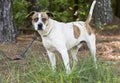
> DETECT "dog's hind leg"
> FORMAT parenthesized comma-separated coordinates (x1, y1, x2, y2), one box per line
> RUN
(86, 34, 97, 69)
(69, 46, 79, 68)
(47, 50, 56, 71)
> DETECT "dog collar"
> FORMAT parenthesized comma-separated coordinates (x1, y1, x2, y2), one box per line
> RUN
(43, 27, 53, 37)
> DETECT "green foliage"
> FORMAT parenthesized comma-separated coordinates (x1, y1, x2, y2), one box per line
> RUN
(0, 53, 120, 83)
(12, 0, 91, 28)
(12, 0, 29, 27)
(95, 21, 119, 30)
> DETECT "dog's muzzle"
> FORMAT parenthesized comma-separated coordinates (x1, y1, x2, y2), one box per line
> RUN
(38, 23, 43, 30)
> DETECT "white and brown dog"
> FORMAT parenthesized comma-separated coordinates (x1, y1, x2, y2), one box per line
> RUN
(27, 0, 97, 74)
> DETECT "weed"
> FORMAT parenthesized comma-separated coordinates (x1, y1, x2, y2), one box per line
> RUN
(0, 53, 120, 83)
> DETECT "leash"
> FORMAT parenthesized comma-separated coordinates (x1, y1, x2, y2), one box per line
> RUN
(13, 35, 37, 60)
(2, 35, 38, 61)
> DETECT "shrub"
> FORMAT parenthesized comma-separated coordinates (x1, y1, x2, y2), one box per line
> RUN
(12, 0, 91, 29)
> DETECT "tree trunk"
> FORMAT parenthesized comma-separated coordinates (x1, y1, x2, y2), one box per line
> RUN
(93, 0, 113, 25)
(115, 0, 120, 18)
(0, 0, 17, 42)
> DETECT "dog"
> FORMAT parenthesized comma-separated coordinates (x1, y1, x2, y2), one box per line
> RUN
(26, 0, 97, 74)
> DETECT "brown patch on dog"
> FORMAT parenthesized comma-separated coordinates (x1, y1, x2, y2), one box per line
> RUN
(41, 12, 50, 27)
(40, 12, 51, 35)
(32, 13, 38, 19)
(26, 11, 36, 18)
(31, 12, 38, 25)
(73, 24, 80, 39)
(85, 16, 93, 35)
(41, 12, 49, 19)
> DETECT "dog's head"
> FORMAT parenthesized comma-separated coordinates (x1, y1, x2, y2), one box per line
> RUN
(26, 11, 53, 31)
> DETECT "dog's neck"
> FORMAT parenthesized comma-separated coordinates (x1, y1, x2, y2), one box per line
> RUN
(38, 18, 54, 37)
(42, 26, 53, 37)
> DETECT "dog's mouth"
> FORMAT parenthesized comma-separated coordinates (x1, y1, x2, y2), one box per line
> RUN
(37, 23, 43, 30)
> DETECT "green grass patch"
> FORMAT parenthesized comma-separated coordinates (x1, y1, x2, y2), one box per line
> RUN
(0, 53, 120, 83)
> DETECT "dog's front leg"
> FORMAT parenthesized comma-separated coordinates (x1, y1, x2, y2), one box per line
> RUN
(47, 50, 56, 71)
(57, 48, 70, 74)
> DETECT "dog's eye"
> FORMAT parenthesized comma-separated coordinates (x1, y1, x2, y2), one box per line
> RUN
(42, 18, 46, 23)
(34, 17, 39, 22)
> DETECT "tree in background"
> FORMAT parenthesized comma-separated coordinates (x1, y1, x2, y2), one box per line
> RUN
(93, 0, 113, 26)
(114, 0, 120, 18)
(0, 0, 17, 42)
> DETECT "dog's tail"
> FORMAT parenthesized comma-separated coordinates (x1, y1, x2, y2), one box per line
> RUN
(85, 0, 96, 34)
(86, 0, 96, 23)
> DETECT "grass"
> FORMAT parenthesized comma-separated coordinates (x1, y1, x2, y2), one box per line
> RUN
(0, 52, 120, 83)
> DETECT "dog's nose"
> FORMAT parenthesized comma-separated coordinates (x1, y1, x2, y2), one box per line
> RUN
(38, 23, 43, 30)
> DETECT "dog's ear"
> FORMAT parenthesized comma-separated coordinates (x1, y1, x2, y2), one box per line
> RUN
(26, 11, 36, 18)
(46, 12, 54, 17)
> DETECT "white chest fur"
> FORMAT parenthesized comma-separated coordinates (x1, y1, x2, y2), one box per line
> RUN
(42, 37, 57, 52)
